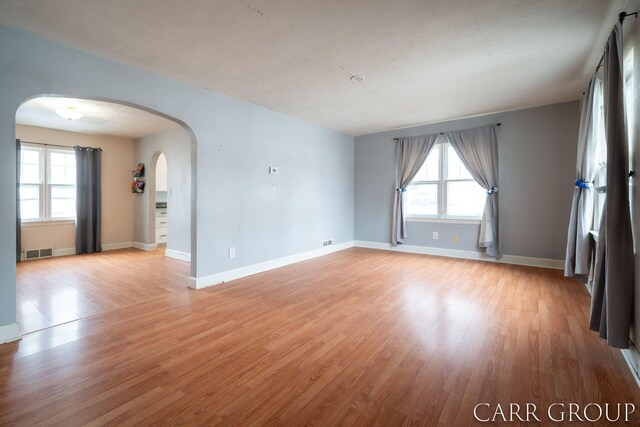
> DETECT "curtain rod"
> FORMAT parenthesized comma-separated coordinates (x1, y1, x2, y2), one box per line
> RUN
(392, 122, 501, 141)
(593, 11, 638, 73)
(19, 140, 74, 149)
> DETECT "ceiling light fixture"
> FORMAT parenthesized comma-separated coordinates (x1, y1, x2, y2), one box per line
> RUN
(350, 74, 364, 82)
(55, 106, 83, 120)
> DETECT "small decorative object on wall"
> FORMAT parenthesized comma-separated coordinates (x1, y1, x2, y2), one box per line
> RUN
(132, 163, 145, 177)
(132, 178, 145, 193)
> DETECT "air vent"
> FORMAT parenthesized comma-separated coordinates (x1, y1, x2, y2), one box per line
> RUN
(39, 248, 53, 258)
(25, 250, 40, 260)
(24, 248, 54, 260)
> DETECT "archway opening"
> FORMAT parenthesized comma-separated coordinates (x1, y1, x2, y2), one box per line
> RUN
(14, 95, 197, 334)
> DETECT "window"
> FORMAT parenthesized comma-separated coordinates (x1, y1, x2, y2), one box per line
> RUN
(406, 138, 486, 219)
(593, 78, 606, 231)
(19, 144, 76, 222)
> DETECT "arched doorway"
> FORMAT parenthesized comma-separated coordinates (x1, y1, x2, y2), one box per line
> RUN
(14, 95, 197, 334)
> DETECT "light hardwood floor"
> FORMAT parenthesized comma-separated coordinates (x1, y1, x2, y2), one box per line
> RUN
(16, 248, 190, 333)
(2, 248, 639, 425)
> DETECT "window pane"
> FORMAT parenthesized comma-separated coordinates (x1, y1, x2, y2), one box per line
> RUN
(66, 165, 76, 185)
(446, 181, 485, 217)
(406, 184, 438, 216)
(22, 149, 40, 165)
(50, 152, 66, 166)
(20, 200, 40, 220)
(21, 164, 41, 184)
(50, 165, 66, 184)
(412, 145, 439, 182)
(50, 185, 76, 219)
(49, 151, 76, 185)
(51, 198, 76, 219)
(51, 186, 76, 199)
(19, 184, 41, 220)
(20, 185, 39, 200)
(447, 145, 473, 180)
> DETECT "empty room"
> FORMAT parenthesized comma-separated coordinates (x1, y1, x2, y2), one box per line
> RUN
(0, 0, 639, 425)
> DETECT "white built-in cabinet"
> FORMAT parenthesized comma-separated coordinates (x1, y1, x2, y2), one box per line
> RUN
(156, 207, 168, 245)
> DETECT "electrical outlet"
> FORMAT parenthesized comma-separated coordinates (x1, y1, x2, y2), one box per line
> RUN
(229, 247, 236, 258)
(269, 166, 279, 174)
(452, 235, 460, 243)
(432, 232, 438, 240)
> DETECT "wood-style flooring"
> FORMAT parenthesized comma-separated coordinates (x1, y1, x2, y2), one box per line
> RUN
(17, 248, 189, 333)
(2, 248, 639, 425)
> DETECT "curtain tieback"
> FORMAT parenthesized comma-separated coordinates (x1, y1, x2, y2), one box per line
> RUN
(396, 188, 407, 193)
(487, 187, 498, 195)
(574, 179, 592, 189)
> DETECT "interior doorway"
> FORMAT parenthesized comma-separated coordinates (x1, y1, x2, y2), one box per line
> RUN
(155, 153, 168, 248)
(15, 95, 196, 334)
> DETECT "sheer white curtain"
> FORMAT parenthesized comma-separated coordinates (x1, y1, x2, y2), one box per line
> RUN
(564, 73, 602, 277)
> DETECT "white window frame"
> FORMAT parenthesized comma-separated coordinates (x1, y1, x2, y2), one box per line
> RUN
(20, 143, 76, 223)
(407, 138, 484, 222)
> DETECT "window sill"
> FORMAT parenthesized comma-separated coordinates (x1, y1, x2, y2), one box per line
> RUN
(21, 220, 75, 228)
(406, 217, 481, 225)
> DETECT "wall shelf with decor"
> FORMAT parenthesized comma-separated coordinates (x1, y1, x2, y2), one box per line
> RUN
(131, 163, 145, 193)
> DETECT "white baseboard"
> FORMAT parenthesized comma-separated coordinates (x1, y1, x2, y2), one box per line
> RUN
(188, 241, 355, 289)
(103, 241, 134, 251)
(0, 323, 21, 344)
(133, 241, 158, 251)
(165, 249, 191, 262)
(622, 342, 640, 388)
(52, 247, 76, 257)
(353, 240, 564, 270)
(22, 241, 135, 260)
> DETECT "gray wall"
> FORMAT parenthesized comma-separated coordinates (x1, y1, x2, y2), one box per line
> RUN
(134, 127, 192, 255)
(355, 101, 580, 260)
(0, 24, 354, 328)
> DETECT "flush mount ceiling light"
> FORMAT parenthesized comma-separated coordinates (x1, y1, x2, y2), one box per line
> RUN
(350, 74, 364, 82)
(55, 106, 83, 120)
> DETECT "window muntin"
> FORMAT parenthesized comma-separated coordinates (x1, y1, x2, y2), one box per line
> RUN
(19, 145, 76, 222)
(406, 138, 486, 219)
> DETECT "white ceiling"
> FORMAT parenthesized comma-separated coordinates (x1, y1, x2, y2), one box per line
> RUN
(0, 0, 628, 136)
(16, 97, 179, 139)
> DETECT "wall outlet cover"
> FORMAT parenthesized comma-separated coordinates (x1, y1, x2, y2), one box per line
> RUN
(229, 247, 236, 258)
(432, 232, 438, 240)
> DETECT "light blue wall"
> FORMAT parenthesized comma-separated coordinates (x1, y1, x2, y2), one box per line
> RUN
(355, 101, 580, 260)
(0, 25, 354, 327)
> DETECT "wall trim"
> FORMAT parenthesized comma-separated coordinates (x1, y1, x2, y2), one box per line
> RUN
(21, 241, 136, 260)
(52, 247, 76, 257)
(133, 241, 158, 251)
(103, 241, 134, 251)
(188, 241, 355, 289)
(353, 240, 564, 270)
(0, 323, 21, 344)
(622, 343, 640, 389)
(165, 249, 191, 262)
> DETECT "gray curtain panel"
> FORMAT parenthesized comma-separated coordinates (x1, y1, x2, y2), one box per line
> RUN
(75, 146, 102, 254)
(391, 134, 438, 245)
(564, 73, 601, 276)
(589, 22, 634, 349)
(16, 139, 21, 263)
(445, 125, 500, 258)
